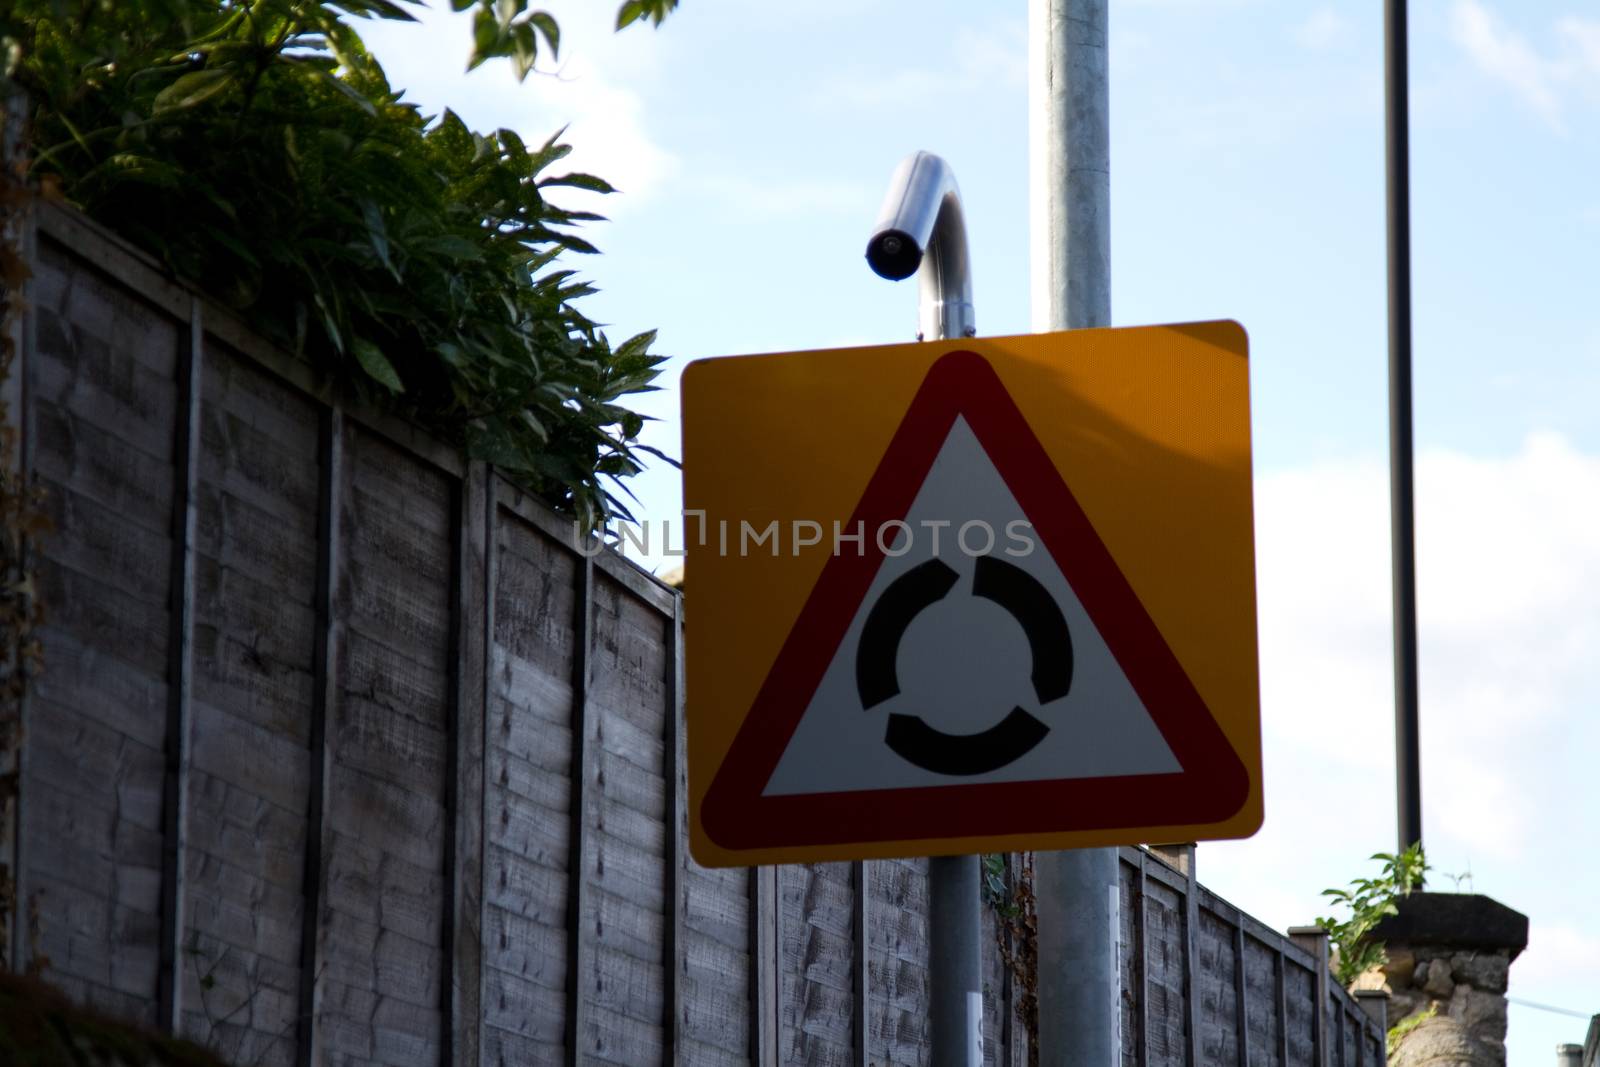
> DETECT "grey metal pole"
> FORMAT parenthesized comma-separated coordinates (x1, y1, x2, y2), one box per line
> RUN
(1385, 0, 1424, 858)
(1029, 1, 1122, 1064)
(866, 150, 981, 1067)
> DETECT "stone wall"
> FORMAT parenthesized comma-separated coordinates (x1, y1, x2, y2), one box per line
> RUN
(1360, 893, 1528, 1067)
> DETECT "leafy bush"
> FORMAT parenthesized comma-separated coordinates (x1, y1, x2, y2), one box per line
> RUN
(1, 0, 674, 526)
(1317, 843, 1428, 986)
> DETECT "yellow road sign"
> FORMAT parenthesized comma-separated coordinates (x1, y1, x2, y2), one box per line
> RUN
(682, 323, 1261, 868)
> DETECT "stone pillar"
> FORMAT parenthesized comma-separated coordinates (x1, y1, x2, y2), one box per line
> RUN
(1357, 893, 1528, 1067)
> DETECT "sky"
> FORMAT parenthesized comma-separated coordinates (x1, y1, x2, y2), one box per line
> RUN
(362, 2, 1600, 1062)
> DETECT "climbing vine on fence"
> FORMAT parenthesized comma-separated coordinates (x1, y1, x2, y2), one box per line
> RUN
(982, 852, 1038, 1067)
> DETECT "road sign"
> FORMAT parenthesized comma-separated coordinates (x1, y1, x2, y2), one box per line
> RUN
(682, 323, 1261, 867)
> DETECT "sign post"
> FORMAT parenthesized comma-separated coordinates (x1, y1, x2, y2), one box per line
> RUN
(1028, 1, 1120, 1064)
(863, 149, 983, 1067)
(681, 183, 1261, 1067)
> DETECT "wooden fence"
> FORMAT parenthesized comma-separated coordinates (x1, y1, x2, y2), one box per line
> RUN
(0, 198, 1388, 1067)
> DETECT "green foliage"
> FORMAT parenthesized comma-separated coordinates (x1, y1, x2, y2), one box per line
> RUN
(1317, 843, 1428, 987)
(2, 0, 674, 527)
(981, 853, 1018, 918)
(463, 0, 677, 78)
(0, 971, 230, 1067)
(615, 0, 678, 31)
(1387, 1003, 1438, 1057)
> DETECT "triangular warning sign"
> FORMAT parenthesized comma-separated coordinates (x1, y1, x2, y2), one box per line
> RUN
(701, 349, 1249, 851)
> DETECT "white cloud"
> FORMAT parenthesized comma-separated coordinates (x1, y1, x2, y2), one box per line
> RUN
(1514, 922, 1600, 987)
(524, 56, 679, 208)
(692, 174, 873, 223)
(815, 20, 1026, 110)
(1293, 8, 1347, 51)
(1450, 0, 1565, 128)
(1449, 1, 1600, 131)
(360, 2, 678, 213)
(1205, 432, 1600, 936)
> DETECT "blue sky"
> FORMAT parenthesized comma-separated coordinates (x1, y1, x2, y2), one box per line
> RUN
(364, 2, 1600, 1061)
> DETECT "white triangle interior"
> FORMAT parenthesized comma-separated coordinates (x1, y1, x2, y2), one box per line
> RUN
(764, 416, 1180, 797)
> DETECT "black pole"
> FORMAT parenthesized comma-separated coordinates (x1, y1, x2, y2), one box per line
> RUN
(1386, 0, 1422, 856)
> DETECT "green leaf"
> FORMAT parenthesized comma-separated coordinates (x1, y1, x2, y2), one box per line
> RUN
(468, 8, 500, 70)
(352, 337, 405, 391)
(529, 11, 559, 57)
(152, 68, 236, 113)
(424, 234, 485, 260)
(615, 0, 646, 29)
(539, 171, 615, 194)
(509, 22, 538, 81)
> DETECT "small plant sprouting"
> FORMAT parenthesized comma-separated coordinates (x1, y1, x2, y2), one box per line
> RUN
(1316, 843, 1428, 987)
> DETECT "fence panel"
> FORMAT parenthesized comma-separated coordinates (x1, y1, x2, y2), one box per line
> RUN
(7, 200, 1394, 1067)
(22, 227, 178, 1027)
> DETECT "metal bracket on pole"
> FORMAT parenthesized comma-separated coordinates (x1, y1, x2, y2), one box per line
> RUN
(867, 151, 977, 343)
(866, 149, 983, 1067)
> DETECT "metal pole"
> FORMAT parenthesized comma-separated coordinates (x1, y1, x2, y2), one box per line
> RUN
(1385, 0, 1423, 857)
(1029, 1, 1122, 1065)
(866, 150, 980, 1067)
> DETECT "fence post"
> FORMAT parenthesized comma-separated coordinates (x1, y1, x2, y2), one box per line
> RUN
(664, 594, 684, 1066)
(0, 86, 28, 979)
(1289, 926, 1331, 1067)
(1354, 989, 1389, 1067)
(155, 299, 202, 1034)
(748, 866, 778, 1066)
(852, 862, 868, 1067)
(564, 557, 595, 1067)
(297, 406, 345, 1066)
(445, 461, 489, 1067)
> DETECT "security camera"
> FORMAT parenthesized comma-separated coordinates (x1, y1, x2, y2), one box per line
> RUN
(866, 228, 923, 281)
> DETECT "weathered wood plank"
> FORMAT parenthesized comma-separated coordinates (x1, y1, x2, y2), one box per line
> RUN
(1196, 907, 1241, 1067)
(581, 572, 669, 1066)
(1143, 875, 1186, 1067)
(484, 899, 569, 993)
(681, 934, 751, 1056)
(1242, 935, 1280, 1067)
(33, 232, 179, 376)
(868, 857, 929, 1067)
(779, 863, 859, 1062)
(1121, 854, 1142, 1067)
(483, 491, 580, 1067)
(491, 477, 676, 618)
(35, 203, 193, 323)
(482, 969, 567, 1047)
(1283, 960, 1316, 1067)
(34, 396, 172, 537)
(682, 863, 748, 957)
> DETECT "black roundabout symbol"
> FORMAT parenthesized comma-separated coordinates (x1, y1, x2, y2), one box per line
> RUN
(855, 555, 1073, 775)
